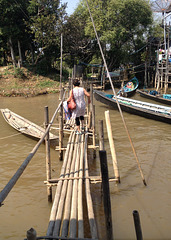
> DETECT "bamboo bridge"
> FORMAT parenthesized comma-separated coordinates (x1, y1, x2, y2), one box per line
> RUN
(0, 83, 144, 240)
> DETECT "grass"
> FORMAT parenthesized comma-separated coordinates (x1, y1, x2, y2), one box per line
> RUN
(0, 65, 61, 97)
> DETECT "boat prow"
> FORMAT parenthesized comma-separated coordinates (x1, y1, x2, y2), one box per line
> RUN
(1, 108, 58, 143)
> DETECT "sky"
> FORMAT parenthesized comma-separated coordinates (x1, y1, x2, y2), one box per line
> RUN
(62, 0, 80, 15)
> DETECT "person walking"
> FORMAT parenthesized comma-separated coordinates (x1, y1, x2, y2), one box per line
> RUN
(67, 79, 91, 134)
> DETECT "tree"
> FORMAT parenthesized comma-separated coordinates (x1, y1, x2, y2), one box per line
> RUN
(27, 0, 67, 71)
(0, 0, 30, 66)
(66, 0, 153, 70)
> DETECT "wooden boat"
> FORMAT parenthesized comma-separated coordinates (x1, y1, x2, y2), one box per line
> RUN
(94, 90, 171, 124)
(1, 108, 58, 143)
(117, 77, 139, 97)
(137, 89, 171, 105)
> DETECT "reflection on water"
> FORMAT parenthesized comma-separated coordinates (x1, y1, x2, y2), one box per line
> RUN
(0, 92, 171, 239)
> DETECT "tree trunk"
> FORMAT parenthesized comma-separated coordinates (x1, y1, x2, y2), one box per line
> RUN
(8, 37, 16, 66)
(30, 43, 34, 64)
(18, 40, 23, 67)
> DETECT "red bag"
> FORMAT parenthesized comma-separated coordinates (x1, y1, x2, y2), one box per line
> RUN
(68, 90, 76, 110)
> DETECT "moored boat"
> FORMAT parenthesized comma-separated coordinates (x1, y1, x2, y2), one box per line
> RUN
(137, 89, 171, 105)
(94, 90, 171, 124)
(1, 108, 58, 143)
(117, 77, 139, 97)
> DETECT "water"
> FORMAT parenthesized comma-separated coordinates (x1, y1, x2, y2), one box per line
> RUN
(0, 92, 171, 240)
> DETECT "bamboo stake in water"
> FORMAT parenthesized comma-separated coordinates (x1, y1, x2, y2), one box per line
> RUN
(45, 106, 52, 202)
(98, 120, 105, 151)
(105, 111, 120, 183)
(99, 150, 114, 240)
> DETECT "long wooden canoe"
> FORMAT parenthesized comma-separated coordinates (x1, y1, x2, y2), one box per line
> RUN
(1, 108, 58, 143)
(94, 90, 171, 124)
(137, 89, 171, 105)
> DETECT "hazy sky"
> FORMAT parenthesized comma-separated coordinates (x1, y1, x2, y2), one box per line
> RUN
(62, 0, 80, 15)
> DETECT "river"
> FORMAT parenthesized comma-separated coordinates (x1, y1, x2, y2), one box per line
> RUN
(0, 91, 171, 240)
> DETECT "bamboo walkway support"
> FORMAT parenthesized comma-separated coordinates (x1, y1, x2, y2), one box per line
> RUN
(133, 210, 143, 240)
(99, 150, 113, 240)
(46, 131, 98, 239)
(44, 106, 52, 202)
(105, 110, 120, 183)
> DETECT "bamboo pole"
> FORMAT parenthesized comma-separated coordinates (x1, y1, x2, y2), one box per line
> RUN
(78, 134, 84, 238)
(84, 134, 98, 239)
(59, 88, 64, 161)
(90, 84, 94, 113)
(133, 210, 143, 240)
(46, 131, 73, 236)
(45, 106, 52, 202)
(26, 228, 37, 240)
(0, 92, 66, 206)
(52, 132, 76, 236)
(61, 133, 80, 237)
(99, 150, 113, 240)
(105, 110, 120, 183)
(92, 105, 96, 158)
(98, 120, 105, 151)
(69, 134, 81, 238)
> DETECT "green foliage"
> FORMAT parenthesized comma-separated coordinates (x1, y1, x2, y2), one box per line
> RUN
(68, 0, 153, 69)
(14, 67, 26, 79)
(36, 79, 59, 88)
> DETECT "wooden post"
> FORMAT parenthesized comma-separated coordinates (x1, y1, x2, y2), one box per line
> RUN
(133, 210, 143, 240)
(92, 105, 96, 158)
(26, 228, 37, 240)
(59, 88, 64, 161)
(45, 106, 52, 202)
(103, 70, 106, 90)
(105, 110, 120, 183)
(90, 84, 96, 158)
(59, 115, 63, 161)
(98, 120, 105, 151)
(99, 150, 113, 240)
(90, 83, 94, 112)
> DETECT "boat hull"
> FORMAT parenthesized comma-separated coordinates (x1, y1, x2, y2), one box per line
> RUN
(1, 109, 58, 144)
(94, 90, 171, 124)
(137, 89, 171, 105)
